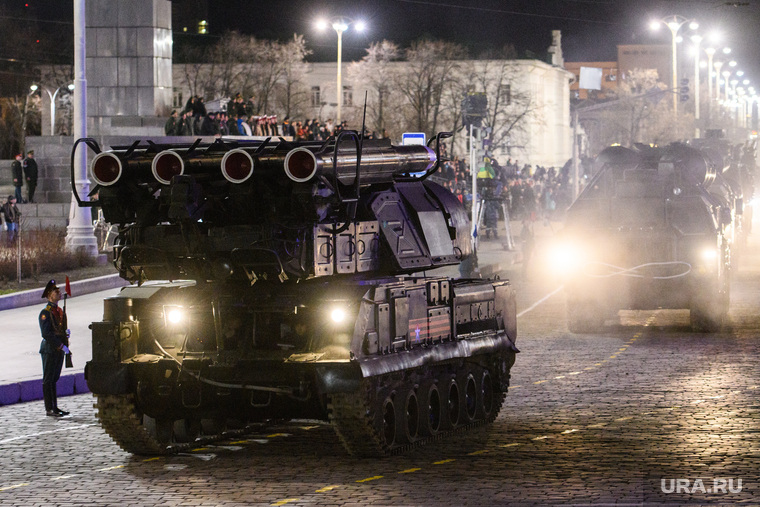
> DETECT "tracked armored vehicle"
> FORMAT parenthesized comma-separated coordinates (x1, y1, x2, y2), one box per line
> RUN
(552, 142, 735, 333)
(73, 131, 518, 456)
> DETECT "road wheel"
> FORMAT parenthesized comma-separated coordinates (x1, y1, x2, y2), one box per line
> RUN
(172, 418, 200, 443)
(200, 418, 226, 436)
(464, 373, 478, 422)
(446, 379, 460, 428)
(425, 384, 442, 435)
(481, 371, 495, 419)
(143, 416, 173, 444)
(403, 390, 420, 442)
(381, 396, 396, 447)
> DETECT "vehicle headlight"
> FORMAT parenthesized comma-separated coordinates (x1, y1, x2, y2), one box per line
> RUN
(164, 305, 186, 327)
(700, 247, 718, 262)
(547, 242, 586, 275)
(330, 307, 347, 324)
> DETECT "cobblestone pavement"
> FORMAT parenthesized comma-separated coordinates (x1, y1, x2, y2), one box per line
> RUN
(1, 246, 759, 506)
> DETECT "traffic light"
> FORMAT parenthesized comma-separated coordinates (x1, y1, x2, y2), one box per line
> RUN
(680, 78, 690, 102)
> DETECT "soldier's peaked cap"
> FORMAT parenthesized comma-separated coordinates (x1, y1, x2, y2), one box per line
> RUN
(42, 279, 59, 299)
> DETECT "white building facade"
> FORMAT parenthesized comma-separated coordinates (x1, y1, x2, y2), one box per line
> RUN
(172, 58, 573, 169)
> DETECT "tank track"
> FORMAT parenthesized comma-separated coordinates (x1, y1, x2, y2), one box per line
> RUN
(94, 394, 247, 455)
(328, 359, 507, 457)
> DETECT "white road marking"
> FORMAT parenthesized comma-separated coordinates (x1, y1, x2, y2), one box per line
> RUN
(0, 424, 97, 445)
(517, 286, 564, 318)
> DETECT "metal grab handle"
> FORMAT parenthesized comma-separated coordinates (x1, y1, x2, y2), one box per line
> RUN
(70, 137, 103, 207)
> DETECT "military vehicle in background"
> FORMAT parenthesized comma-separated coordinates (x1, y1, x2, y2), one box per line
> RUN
(72, 131, 518, 456)
(551, 141, 740, 333)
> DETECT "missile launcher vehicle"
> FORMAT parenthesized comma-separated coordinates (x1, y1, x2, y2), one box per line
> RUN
(73, 131, 518, 456)
(551, 142, 736, 333)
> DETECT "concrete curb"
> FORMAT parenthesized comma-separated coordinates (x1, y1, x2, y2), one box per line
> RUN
(0, 373, 89, 407)
(0, 273, 128, 311)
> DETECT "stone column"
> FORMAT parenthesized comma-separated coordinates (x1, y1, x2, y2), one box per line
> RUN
(86, 0, 172, 136)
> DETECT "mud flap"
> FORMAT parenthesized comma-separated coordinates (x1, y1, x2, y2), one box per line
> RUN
(85, 361, 130, 395)
(497, 350, 517, 392)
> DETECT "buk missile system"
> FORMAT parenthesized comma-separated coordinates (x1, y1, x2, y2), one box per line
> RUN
(551, 142, 735, 333)
(73, 132, 518, 456)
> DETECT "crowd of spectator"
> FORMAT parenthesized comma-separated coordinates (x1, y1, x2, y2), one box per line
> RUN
(165, 93, 357, 140)
(163, 94, 581, 229)
(435, 146, 580, 232)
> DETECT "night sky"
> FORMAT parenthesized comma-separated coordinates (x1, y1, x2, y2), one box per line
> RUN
(14, 0, 760, 84)
(201, 0, 760, 78)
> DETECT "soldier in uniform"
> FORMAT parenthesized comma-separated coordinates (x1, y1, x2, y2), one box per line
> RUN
(39, 280, 70, 417)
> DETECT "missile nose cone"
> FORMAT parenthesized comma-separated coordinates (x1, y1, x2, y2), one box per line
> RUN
(221, 149, 254, 183)
(152, 150, 184, 184)
(91, 152, 123, 186)
(284, 148, 318, 182)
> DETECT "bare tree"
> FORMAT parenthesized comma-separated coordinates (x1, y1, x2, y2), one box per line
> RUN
(438, 46, 536, 160)
(250, 34, 311, 115)
(274, 35, 312, 120)
(348, 40, 401, 136)
(591, 68, 687, 152)
(395, 39, 466, 135)
(175, 44, 219, 100)
(175, 32, 311, 116)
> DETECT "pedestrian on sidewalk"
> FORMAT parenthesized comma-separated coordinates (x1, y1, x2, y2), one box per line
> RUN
(1, 195, 21, 244)
(39, 280, 71, 417)
(23, 150, 38, 203)
(11, 153, 24, 202)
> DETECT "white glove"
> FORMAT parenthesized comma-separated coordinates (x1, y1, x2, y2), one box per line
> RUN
(61, 345, 70, 354)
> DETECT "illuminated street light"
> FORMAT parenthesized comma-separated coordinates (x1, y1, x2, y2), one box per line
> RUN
(704, 47, 716, 120)
(713, 60, 724, 101)
(723, 70, 732, 103)
(30, 83, 75, 135)
(651, 16, 698, 115)
(315, 16, 366, 124)
(691, 34, 702, 134)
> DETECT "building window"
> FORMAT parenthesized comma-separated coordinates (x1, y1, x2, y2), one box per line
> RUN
(343, 86, 353, 107)
(311, 86, 321, 107)
(500, 84, 511, 104)
(173, 88, 183, 109)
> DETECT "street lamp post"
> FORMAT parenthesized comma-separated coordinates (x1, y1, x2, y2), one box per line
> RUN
(704, 47, 715, 121)
(65, 0, 98, 256)
(691, 34, 702, 136)
(30, 83, 74, 135)
(316, 17, 365, 125)
(21, 86, 38, 141)
(651, 16, 698, 116)
(723, 70, 732, 103)
(713, 60, 724, 102)
(730, 79, 739, 125)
